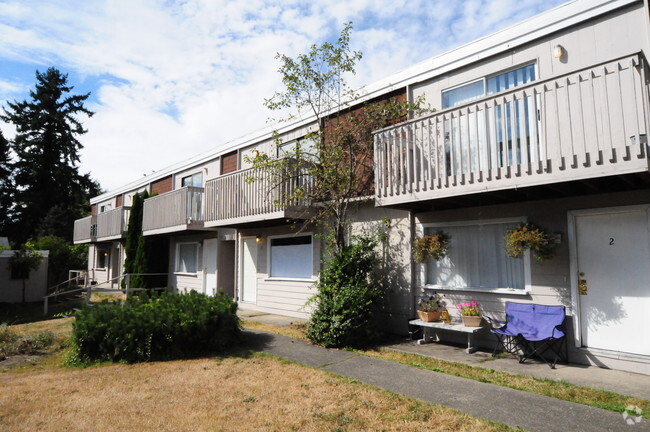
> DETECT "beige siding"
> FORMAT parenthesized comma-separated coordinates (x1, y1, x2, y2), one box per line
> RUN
(238, 225, 320, 318)
(410, 3, 647, 112)
(173, 158, 221, 189)
(348, 203, 414, 334)
(239, 121, 318, 170)
(168, 234, 210, 294)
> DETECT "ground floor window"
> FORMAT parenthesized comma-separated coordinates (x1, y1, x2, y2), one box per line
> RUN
(176, 242, 198, 274)
(269, 235, 312, 279)
(425, 220, 526, 291)
(96, 247, 109, 268)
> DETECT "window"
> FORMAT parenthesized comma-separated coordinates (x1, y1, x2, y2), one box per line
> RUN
(424, 220, 527, 291)
(96, 248, 109, 268)
(277, 137, 317, 159)
(442, 64, 536, 109)
(269, 235, 313, 279)
(99, 204, 112, 213)
(181, 172, 203, 188)
(176, 243, 199, 274)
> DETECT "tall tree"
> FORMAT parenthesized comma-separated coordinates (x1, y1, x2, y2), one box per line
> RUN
(0, 130, 13, 237)
(1, 67, 100, 244)
(249, 23, 424, 252)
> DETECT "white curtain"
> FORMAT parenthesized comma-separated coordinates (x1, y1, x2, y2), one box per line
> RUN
(178, 243, 197, 273)
(270, 236, 312, 279)
(426, 223, 524, 290)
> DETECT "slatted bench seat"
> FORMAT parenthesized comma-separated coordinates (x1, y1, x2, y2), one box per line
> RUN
(409, 319, 484, 353)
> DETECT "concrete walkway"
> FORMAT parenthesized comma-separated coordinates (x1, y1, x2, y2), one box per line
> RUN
(243, 329, 648, 432)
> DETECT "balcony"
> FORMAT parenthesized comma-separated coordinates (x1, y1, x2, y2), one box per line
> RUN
(374, 54, 650, 207)
(204, 167, 313, 227)
(73, 215, 96, 244)
(96, 206, 130, 241)
(142, 187, 205, 236)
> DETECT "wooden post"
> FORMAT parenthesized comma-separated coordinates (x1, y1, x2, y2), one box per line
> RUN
(125, 274, 131, 298)
(44, 297, 49, 316)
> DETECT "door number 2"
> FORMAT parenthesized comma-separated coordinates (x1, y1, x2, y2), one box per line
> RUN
(609, 238, 615, 246)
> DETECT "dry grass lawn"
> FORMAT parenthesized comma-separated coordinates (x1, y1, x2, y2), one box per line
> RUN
(0, 353, 515, 432)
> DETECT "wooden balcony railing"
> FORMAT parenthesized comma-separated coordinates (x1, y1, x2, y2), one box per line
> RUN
(96, 206, 130, 240)
(142, 187, 204, 235)
(374, 54, 650, 206)
(73, 215, 96, 244)
(204, 166, 313, 227)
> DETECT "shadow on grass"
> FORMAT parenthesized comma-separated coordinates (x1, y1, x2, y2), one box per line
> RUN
(0, 298, 85, 325)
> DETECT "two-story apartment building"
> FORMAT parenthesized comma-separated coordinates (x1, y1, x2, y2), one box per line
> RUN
(74, 0, 650, 374)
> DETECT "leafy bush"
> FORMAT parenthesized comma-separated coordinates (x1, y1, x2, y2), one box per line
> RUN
(306, 236, 383, 348)
(68, 291, 241, 364)
(31, 236, 87, 288)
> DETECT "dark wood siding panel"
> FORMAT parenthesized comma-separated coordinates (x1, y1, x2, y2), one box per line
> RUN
(116, 195, 123, 207)
(221, 151, 238, 174)
(322, 88, 407, 196)
(91, 204, 97, 216)
(150, 175, 173, 195)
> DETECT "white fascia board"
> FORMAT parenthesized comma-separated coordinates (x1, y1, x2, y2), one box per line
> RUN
(91, 0, 637, 205)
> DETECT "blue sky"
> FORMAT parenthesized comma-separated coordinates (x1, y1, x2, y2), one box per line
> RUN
(0, 0, 566, 191)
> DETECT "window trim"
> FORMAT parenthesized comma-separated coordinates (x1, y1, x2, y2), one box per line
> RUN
(96, 247, 109, 269)
(265, 233, 315, 282)
(418, 217, 531, 295)
(175, 242, 200, 276)
(441, 61, 538, 109)
(181, 172, 203, 188)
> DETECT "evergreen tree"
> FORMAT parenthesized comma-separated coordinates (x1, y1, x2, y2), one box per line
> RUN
(123, 191, 146, 279)
(0, 130, 13, 237)
(1, 67, 100, 244)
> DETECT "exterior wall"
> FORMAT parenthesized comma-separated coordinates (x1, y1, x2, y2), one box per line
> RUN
(221, 151, 238, 174)
(91, 204, 97, 216)
(173, 158, 221, 189)
(168, 233, 223, 294)
(0, 251, 49, 303)
(96, 196, 117, 212)
(237, 225, 321, 319)
(150, 175, 173, 195)
(410, 2, 648, 112)
(116, 195, 123, 207)
(239, 121, 319, 169)
(412, 189, 650, 371)
(88, 242, 121, 286)
(122, 186, 149, 206)
(348, 203, 414, 334)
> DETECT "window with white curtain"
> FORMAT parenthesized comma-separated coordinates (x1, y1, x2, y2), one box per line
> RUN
(269, 235, 313, 279)
(176, 243, 198, 274)
(425, 221, 526, 291)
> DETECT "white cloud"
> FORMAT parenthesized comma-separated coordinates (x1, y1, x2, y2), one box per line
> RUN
(0, 0, 566, 190)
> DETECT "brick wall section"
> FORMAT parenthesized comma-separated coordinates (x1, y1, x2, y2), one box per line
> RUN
(150, 175, 173, 195)
(322, 89, 407, 197)
(116, 195, 123, 207)
(221, 151, 238, 174)
(91, 204, 97, 216)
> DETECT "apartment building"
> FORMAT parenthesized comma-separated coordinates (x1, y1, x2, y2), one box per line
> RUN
(74, 0, 650, 374)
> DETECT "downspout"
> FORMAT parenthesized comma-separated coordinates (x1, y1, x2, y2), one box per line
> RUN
(409, 209, 417, 318)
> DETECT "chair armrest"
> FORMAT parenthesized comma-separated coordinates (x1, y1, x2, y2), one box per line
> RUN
(483, 315, 505, 328)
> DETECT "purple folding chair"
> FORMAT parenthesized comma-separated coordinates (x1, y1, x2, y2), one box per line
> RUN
(487, 302, 567, 369)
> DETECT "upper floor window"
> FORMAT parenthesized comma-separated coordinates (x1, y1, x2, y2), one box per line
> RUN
(99, 204, 112, 213)
(182, 172, 203, 188)
(442, 63, 536, 109)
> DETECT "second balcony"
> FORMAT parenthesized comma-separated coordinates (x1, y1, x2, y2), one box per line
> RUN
(142, 186, 205, 236)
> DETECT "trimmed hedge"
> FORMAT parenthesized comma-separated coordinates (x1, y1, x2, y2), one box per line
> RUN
(69, 291, 241, 364)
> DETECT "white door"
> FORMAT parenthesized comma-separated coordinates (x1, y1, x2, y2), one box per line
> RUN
(574, 206, 650, 356)
(240, 237, 258, 303)
(203, 239, 218, 296)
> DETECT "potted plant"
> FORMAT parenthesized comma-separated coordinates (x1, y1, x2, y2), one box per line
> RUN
(504, 223, 557, 263)
(413, 231, 450, 263)
(417, 294, 443, 322)
(457, 301, 482, 327)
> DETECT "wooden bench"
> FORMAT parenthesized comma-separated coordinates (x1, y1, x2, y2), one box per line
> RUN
(409, 319, 484, 354)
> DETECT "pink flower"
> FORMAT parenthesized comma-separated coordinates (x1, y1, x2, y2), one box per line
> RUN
(471, 301, 477, 307)
(456, 304, 462, 310)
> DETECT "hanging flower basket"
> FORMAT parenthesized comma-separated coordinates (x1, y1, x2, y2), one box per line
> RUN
(413, 231, 450, 263)
(504, 223, 557, 263)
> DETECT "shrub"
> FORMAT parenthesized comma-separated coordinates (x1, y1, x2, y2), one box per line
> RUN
(68, 291, 241, 364)
(0, 324, 55, 359)
(306, 236, 383, 348)
(412, 231, 450, 263)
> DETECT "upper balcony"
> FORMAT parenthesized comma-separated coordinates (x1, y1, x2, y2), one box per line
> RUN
(142, 186, 205, 236)
(204, 166, 313, 228)
(374, 54, 650, 207)
(96, 206, 130, 241)
(73, 215, 97, 244)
